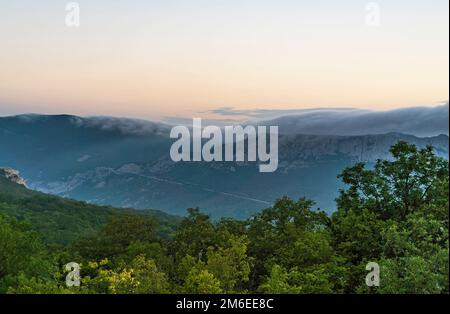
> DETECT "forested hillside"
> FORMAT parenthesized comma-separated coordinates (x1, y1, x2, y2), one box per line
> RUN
(0, 176, 179, 244)
(0, 141, 448, 294)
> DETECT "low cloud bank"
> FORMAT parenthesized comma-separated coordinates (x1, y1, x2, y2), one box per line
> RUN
(256, 103, 449, 137)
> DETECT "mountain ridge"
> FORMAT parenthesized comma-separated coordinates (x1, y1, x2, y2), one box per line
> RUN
(1, 114, 448, 219)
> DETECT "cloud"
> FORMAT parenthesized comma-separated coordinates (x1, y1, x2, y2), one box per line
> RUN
(75, 116, 171, 136)
(1, 114, 172, 136)
(204, 107, 357, 121)
(130, 103, 450, 137)
(162, 116, 243, 127)
(4, 102, 448, 138)
(258, 103, 449, 137)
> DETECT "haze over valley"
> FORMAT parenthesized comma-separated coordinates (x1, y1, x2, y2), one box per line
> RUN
(1, 103, 448, 218)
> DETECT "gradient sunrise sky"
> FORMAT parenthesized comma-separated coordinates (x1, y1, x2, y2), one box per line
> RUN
(0, 0, 448, 120)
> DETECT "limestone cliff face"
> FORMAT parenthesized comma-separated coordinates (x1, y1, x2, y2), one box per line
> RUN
(0, 168, 28, 188)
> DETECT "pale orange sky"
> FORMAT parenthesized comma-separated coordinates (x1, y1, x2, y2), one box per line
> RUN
(0, 0, 448, 120)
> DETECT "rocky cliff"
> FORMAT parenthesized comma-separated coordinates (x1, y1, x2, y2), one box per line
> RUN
(0, 168, 28, 188)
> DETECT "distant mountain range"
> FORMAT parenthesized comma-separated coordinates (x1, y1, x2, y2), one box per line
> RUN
(0, 113, 448, 219)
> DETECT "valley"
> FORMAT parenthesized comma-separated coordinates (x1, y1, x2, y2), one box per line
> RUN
(1, 114, 448, 219)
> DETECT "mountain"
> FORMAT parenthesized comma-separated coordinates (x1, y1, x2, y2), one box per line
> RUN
(0, 168, 179, 244)
(1, 114, 448, 219)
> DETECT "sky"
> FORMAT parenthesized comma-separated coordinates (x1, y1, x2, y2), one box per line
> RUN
(0, 0, 448, 120)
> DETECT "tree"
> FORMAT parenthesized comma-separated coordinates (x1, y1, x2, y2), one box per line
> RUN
(113, 255, 170, 294)
(0, 215, 55, 293)
(258, 265, 302, 294)
(373, 255, 447, 294)
(173, 208, 216, 261)
(183, 268, 222, 294)
(336, 142, 448, 220)
(71, 214, 157, 260)
(247, 197, 330, 289)
(333, 141, 449, 293)
(206, 235, 251, 293)
(77, 256, 170, 294)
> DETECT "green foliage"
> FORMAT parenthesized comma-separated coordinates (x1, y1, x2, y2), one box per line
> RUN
(205, 235, 251, 293)
(0, 215, 56, 293)
(173, 208, 216, 261)
(71, 215, 158, 260)
(0, 178, 179, 245)
(247, 197, 331, 289)
(183, 268, 222, 294)
(1, 141, 448, 294)
(333, 141, 449, 293)
(336, 142, 448, 220)
(258, 265, 302, 294)
(87, 256, 171, 294)
(359, 253, 448, 294)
